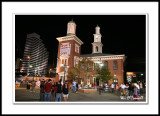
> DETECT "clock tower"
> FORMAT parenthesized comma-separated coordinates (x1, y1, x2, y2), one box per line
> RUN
(92, 25, 103, 53)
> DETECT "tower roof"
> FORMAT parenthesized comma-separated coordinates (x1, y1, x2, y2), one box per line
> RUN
(68, 19, 75, 23)
(96, 24, 100, 28)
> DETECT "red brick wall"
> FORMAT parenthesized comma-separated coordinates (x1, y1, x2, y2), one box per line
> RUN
(56, 39, 81, 82)
(78, 59, 124, 86)
(102, 59, 124, 86)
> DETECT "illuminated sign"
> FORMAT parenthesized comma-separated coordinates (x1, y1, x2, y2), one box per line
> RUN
(60, 43, 71, 56)
(133, 74, 136, 77)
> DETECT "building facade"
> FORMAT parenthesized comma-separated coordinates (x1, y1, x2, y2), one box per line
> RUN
(56, 21, 126, 86)
(21, 33, 49, 77)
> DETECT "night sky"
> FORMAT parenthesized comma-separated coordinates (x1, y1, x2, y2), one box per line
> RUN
(15, 15, 146, 72)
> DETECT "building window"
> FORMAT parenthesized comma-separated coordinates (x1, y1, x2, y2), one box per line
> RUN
(113, 61, 118, 70)
(75, 44, 79, 53)
(61, 58, 67, 66)
(93, 63, 95, 70)
(96, 46, 98, 52)
(87, 63, 91, 70)
(81, 63, 84, 70)
(104, 61, 108, 69)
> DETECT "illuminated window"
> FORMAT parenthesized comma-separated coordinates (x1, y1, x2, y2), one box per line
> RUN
(65, 59, 67, 65)
(61, 58, 68, 65)
(62, 59, 64, 64)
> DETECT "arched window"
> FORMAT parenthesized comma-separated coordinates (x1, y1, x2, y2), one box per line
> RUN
(113, 61, 118, 70)
(104, 61, 108, 69)
(96, 46, 98, 52)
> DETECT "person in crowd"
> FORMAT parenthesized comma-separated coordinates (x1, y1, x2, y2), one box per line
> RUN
(76, 82, 79, 92)
(137, 82, 140, 95)
(120, 83, 126, 96)
(140, 82, 143, 94)
(103, 82, 106, 93)
(40, 79, 45, 101)
(134, 86, 138, 101)
(125, 84, 129, 96)
(55, 81, 62, 102)
(44, 79, 53, 101)
(94, 82, 97, 90)
(72, 80, 76, 93)
(111, 83, 115, 93)
(116, 84, 119, 93)
(51, 80, 55, 101)
(53, 82, 58, 98)
(31, 80, 36, 92)
(26, 81, 30, 91)
(128, 83, 134, 96)
(62, 80, 69, 101)
(36, 79, 41, 88)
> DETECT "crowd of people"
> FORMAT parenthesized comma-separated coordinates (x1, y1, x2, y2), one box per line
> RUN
(39, 79, 69, 102)
(23, 78, 145, 101)
(108, 82, 146, 101)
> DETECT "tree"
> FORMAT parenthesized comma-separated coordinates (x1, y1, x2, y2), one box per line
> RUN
(96, 66, 113, 83)
(79, 58, 94, 86)
(67, 66, 79, 81)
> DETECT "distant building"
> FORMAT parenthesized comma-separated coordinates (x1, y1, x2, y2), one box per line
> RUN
(126, 72, 145, 83)
(21, 33, 48, 77)
(56, 20, 126, 86)
(15, 58, 22, 73)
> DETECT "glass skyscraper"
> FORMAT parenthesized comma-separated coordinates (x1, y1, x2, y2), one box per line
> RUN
(21, 33, 48, 77)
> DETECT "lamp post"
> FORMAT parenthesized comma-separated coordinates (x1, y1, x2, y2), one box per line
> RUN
(61, 62, 67, 82)
(114, 78, 118, 92)
(49, 68, 52, 77)
(27, 56, 30, 76)
(97, 58, 103, 95)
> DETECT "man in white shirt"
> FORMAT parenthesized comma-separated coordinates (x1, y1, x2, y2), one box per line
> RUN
(72, 80, 76, 93)
(136, 83, 140, 95)
(120, 83, 126, 96)
(111, 83, 115, 93)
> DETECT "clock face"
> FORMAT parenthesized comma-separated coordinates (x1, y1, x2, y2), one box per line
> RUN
(96, 35, 98, 39)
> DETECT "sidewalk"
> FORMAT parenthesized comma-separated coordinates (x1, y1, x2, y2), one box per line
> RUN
(15, 88, 146, 102)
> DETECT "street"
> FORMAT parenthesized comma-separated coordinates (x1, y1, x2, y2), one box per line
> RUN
(15, 88, 146, 102)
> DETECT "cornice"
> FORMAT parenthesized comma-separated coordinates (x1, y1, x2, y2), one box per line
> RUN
(56, 35, 84, 45)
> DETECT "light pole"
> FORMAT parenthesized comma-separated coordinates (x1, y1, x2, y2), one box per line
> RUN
(97, 58, 103, 95)
(27, 56, 30, 76)
(61, 62, 66, 82)
(114, 78, 118, 92)
(49, 68, 52, 77)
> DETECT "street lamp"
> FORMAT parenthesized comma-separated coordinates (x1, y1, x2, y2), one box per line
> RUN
(61, 62, 67, 82)
(97, 59, 103, 87)
(27, 56, 30, 76)
(113, 77, 118, 92)
(97, 58, 103, 95)
(49, 68, 52, 77)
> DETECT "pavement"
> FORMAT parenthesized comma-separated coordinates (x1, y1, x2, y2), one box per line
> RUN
(15, 88, 146, 102)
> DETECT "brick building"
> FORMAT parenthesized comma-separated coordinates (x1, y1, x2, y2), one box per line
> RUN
(56, 20, 126, 86)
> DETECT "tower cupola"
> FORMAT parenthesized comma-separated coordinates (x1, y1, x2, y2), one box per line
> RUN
(67, 19, 76, 36)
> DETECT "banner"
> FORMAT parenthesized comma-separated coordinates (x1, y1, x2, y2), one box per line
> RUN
(60, 43, 71, 56)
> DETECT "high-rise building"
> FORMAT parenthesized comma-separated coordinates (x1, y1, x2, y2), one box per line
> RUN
(21, 33, 48, 77)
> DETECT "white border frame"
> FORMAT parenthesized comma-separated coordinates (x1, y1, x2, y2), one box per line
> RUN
(2, 2, 158, 114)
(12, 13, 148, 105)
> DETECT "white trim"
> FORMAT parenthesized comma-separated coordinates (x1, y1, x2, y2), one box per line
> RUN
(56, 35, 83, 45)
